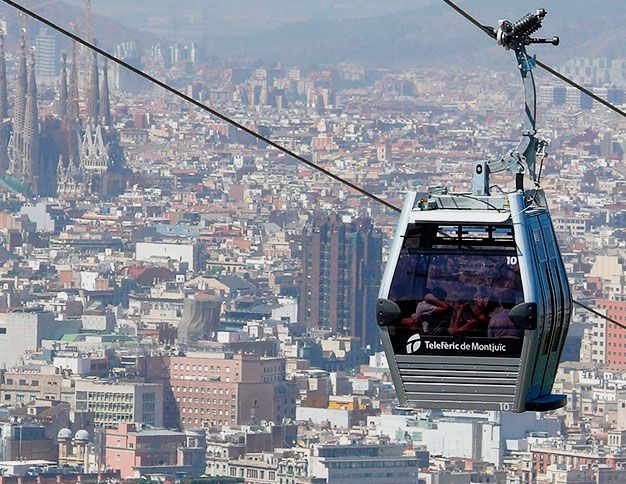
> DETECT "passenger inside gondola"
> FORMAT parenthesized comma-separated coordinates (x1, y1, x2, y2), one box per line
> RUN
(448, 287, 498, 337)
(388, 247, 525, 343)
(401, 287, 452, 334)
(488, 288, 525, 339)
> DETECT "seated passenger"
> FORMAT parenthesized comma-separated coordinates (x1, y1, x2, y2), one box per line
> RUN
(487, 290, 524, 339)
(401, 287, 451, 334)
(448, 288, 498, 338)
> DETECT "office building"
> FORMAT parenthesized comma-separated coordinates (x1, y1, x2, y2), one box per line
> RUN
(146, 353, 289, 429)
(598, 300, 626, 368)
(104, 423, 205, 478)
(298, 215, 382, 348)
(34, 28, 58, 79)
(74, 380, 164, 429)
(0, 312, 80, 368)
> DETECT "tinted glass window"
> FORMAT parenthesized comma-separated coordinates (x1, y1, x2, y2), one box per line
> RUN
(387, 223, 524, 358)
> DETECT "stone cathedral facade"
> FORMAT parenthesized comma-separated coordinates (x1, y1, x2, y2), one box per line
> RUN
(1, 28, 127, 199)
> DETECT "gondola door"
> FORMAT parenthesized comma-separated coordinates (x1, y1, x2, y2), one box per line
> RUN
(525, 214, 553, 401)
(538, 213, 571, 395)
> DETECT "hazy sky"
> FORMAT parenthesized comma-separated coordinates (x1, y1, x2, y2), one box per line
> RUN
(16, 0, 626, 67)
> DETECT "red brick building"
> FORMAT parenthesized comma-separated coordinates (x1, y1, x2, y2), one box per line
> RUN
(599, 300, 626, 367)
(146, 353, 295, 429)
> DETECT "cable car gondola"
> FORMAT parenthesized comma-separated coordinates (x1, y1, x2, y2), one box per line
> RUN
(377, 9, 572, 413)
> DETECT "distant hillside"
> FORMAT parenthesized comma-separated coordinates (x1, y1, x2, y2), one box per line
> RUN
(208, 0, 625, 67)
(1, 0, 623, 68)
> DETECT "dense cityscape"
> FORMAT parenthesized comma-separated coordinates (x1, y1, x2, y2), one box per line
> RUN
(0, 2, 623, 484)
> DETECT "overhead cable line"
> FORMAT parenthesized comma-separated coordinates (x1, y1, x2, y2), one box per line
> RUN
(2, 0, 621, 331)
(0, 0, 401, 214)
(574, 300, 625, 331)
(441, 0, 626, 119)
(535, 59, 626, 119)
(441, 0, 497, 39)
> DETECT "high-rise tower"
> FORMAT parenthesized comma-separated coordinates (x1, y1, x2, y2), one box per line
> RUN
(34, 27, 59, 79)
(298, 215, 383, 348)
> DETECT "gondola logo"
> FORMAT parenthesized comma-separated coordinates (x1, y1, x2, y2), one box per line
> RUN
(406, 333, 421, 354)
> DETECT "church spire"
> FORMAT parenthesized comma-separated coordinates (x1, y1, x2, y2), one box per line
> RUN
(0, 30, 7, 121)
(99, 58, 111, 126)
(59, 52, 67, 122)
(68, 38, 80, 125)
(86, 47, 99, 125)
(13, 29, 28, 136)
(22, 48, 39, 186)
(0, 29, 8, 174)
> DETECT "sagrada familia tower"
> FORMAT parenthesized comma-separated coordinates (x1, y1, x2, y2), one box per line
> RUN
(1, 27, 127, 199)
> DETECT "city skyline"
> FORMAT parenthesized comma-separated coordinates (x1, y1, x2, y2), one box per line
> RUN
(0, 1, 621, 483)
